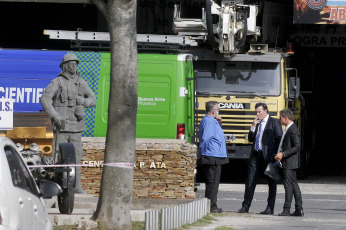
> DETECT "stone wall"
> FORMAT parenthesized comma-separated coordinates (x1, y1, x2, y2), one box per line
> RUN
(81, 138, 197, 199)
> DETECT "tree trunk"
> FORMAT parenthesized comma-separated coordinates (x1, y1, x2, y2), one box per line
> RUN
(91, 0, 137, 229)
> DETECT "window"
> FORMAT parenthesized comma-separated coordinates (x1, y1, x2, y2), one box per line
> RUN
(5, 146, 40, 196)
(196, 61, 281, 96)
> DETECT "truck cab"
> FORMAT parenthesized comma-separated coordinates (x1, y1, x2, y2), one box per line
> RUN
(193, 47, 307, 177)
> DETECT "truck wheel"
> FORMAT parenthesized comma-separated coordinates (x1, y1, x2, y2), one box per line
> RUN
(57, 142, 76, 215)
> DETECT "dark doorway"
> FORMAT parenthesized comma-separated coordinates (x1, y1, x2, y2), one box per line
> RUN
(294, 46, 346, 176)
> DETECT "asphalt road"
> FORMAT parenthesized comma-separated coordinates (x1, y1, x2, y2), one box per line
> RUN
(192, 176, 346, 230)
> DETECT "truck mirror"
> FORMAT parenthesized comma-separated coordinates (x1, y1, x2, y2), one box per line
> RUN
(289, 77, 300, 99)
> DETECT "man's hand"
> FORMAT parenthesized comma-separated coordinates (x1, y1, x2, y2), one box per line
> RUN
(252, 116, 261, 127)
(215, 116, 222, 125)
(275, 152, 283, 161)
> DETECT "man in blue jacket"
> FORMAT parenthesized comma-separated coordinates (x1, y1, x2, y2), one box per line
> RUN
(198, 101, 228, 213)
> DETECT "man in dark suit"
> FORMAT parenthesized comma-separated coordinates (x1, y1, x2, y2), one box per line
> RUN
(238, 103, 282, 214)
(275, 109, 304, 217)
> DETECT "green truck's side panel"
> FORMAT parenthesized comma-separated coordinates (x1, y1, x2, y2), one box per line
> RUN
(93, 53, 194, 141)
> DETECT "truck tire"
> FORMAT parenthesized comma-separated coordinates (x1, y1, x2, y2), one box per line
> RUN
(57, 142, 76, 215)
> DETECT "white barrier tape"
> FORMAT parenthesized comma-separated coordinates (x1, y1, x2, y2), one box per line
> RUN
(27, 162, 134, 169)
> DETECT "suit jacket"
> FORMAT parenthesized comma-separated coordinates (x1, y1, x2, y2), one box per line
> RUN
(281, 123, 301, 169)
(249, 116, 282, 162)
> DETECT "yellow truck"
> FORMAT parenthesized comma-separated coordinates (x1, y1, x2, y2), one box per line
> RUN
(193, 46, 309, 178)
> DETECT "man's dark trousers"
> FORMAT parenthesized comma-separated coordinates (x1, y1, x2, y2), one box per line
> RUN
(283, 169, 302, 211)
(242, 151, 277, 209)
(203, 163, 221, 211)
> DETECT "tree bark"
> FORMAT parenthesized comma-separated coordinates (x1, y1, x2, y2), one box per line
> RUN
(91, 0, 137, 229)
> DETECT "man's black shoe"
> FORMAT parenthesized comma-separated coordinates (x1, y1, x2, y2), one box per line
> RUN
(278, 210, 291, 216)
(237, 206, 249, 213)
(260, 207, 274, 215)
(291, 209, 304, 217)
(211, 208, 223, 213)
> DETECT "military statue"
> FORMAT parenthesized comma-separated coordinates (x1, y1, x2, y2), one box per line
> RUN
(41, 53, 96, 194)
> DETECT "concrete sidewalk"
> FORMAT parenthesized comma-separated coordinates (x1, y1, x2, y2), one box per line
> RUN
(189, 176, 346, 230)
(46, 194, 148, 227)
(47, 176, 346, 229)
(46, 194, 197, 227)
(196, 175, 346, 195)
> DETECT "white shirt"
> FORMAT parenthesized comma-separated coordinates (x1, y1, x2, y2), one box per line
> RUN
(251, 114, 269, 151)
(278, 122, 294, 153)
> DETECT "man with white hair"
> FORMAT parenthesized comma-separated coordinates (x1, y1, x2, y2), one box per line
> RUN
(198, 101, 228, 213)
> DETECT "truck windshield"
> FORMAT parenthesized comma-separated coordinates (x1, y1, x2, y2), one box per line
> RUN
(196, 61, 281, 96)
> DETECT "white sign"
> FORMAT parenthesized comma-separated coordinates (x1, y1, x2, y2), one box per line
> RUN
(291, 33, 346, 47)
(0, 99, 13, 130)
(138, 97, 166, 106)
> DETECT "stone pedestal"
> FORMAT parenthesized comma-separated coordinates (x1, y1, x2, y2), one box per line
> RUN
(81, 138, 197, 199)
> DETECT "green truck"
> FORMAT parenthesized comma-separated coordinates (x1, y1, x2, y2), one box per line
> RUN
(93, 53, 195, 141)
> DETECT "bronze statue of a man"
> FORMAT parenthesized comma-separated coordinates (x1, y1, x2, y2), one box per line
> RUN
(41, 53, 96, 194)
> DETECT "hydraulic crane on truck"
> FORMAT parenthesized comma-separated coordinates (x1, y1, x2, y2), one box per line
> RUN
(44, 0, 262, 55)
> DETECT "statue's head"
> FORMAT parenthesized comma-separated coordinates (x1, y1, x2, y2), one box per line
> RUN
(60, 53, 79, 68)
(60, 53, 79, 75)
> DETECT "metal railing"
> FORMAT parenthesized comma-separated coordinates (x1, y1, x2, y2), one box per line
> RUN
(145, 209, 159, 230)
(145, 198, 209, 230)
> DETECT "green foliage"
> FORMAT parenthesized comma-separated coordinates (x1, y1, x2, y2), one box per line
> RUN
(179, 213, 217, 229)
(53, 226, 78, 230)
(215, 226, 236, 230)
(132, 221, 145, 230)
